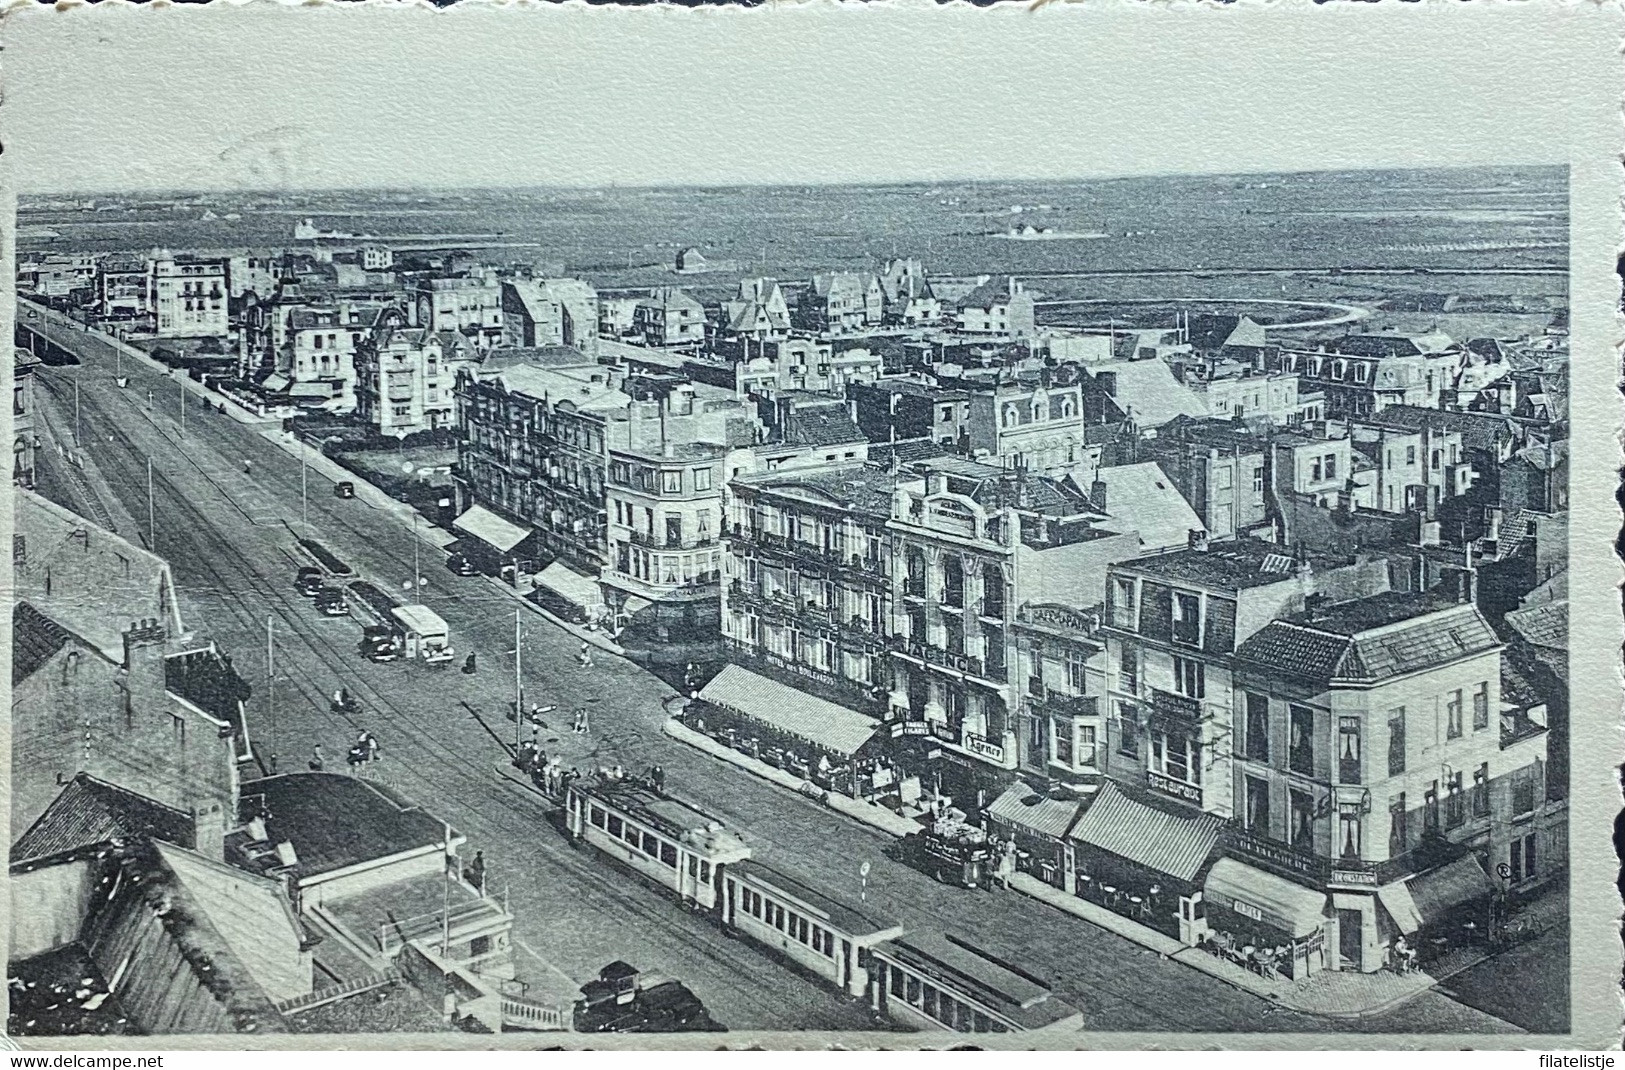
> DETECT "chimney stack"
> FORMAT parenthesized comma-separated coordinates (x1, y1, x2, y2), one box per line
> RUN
(1092, 479, 1108, 512)
(1187, 529, 1209, 553)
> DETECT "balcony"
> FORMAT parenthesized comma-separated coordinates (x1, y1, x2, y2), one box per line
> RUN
(627, 529, 719, 551)
(1030, 691, 1098, 720)
(1224, 826, 1387, 888)
(903, 577, 928, 600)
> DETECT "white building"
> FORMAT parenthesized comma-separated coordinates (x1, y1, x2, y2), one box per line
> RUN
(150, 257, 229, 338)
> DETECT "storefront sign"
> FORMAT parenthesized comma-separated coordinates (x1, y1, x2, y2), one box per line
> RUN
(1146, 769, 1203, 806)
(1230, 829, 1323, 881)
(1329, 868, 1379, 887)
(931, 721, 959, 743)
(965, 733, 1006, 763)
(890, 720, 931, 739)
(1024, 604, 1100, 637)
(1150, 688, 1202, 725)
(1231, 898, 1264, 922)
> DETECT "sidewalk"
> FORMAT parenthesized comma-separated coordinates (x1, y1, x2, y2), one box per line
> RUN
(662, 717, 923, 838)
(1007, 872, 1439, 1019)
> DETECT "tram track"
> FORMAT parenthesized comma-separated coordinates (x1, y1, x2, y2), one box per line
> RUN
(51, 363, 880, 1032)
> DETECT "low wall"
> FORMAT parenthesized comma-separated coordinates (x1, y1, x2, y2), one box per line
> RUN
(9, 859, 98, 960)
(397, 938, 503, 1032)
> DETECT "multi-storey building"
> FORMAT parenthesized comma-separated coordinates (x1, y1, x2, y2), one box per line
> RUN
(454, 360, 630, 570)
(1140, 417, 1270, 540)
(412, 274, 504, 349)
(1176, 361, 1311, 425)
(1268, 333, 1463, 419)
(715, 278, 792, 349)
(501, 278, 600, 356)
(722, 464, 901, 718)
(1011, 601, 1107, 786)
(95, 253, 150, 322)
(717, 337, 882, 399)
(14, 349, 40, 488)
(886, 459, 1142, 805)
(958, 366, 1087, 475)
(955, 276, 1036, 340)
(878, 258, 941, 327)
(1226, 592, 1546, 973)
(150, 256, 229, 338)
(1347, 414, 1472, 515)
(635, 287, 706, 348)
(850, 378, 973, 451)
(797, 272, 883, 334)
(225, 254, 283, 300)
(1100, 539, 1390, 822)
(279, 303, 392, 410)
(353, 317, 455, 434)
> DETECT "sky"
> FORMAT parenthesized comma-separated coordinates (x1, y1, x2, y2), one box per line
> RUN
(1, 1, 1614, 194)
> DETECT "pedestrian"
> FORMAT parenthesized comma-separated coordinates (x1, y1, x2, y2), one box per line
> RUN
(612, 763, 624, 781)
(309, 744, 325, 772)
(468, 850, 486, 894)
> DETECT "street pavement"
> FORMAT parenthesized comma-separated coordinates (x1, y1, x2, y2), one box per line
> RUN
(23, 313, 1537, 1036)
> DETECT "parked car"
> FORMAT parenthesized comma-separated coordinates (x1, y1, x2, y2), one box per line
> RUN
(446, 553, 479, 577)
(359, 624, 400, 663)
(333, 481, 356, 499)
(315, 587, 350, 617)
(294, 566, 325, 597)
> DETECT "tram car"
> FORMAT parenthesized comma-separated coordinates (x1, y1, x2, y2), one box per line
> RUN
(565, 774, 751, 914)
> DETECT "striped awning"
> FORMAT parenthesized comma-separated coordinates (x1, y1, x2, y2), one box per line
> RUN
(1066, 781, 1225, 883)
(986, 783, 1086, 841)
(1204, 858, 1327, 938)
(698, 664, 879, 757)
(1406, 855, 1495, 925)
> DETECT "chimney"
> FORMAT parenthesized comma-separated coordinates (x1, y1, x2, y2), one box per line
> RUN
(1303, 592, 1327, 620)
(1187, 529, 1209, 553)
(1091, 479, 1108, 512)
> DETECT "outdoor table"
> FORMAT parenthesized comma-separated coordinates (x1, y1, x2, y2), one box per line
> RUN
(1128, 895, 1144, 916)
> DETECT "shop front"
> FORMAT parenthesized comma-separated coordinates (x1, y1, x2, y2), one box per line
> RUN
(1065, 781, 1226, 940)
(984, 781, 1089, 890)
(692, 664, 887, 797)
(453, 503, 546, 581)
(1200, 858, 1329, 980)
(1375, 853, 1497, 967)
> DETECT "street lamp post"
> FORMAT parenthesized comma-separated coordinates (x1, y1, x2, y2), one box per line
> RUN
(301, 442, 308, 539)
(513, 609, 524, 755)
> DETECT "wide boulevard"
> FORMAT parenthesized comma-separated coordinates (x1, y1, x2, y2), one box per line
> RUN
(21, 304, 1530, 1035)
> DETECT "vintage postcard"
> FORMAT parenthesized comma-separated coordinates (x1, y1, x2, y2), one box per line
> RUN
(0, 0, 1618, 1052)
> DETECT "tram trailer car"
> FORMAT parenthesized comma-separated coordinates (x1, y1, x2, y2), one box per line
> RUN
(566, 776, 750, 914)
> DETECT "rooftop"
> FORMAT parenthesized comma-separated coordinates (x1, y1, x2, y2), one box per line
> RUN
(6, 943, 135, 1037)
(731, 859, 897, 939)
(1113, 539, 1343, 591)
(230, 773, 453, 881)
(13, 601, 78, 685)
(12, 773, 197, 868)
(873, 932, 1077, 1029)
(1353, 405, 1518, 452)
(1236, 593, 1501, 684)
(1505, 599, 1567, 651)
(735, 462, 900, 519)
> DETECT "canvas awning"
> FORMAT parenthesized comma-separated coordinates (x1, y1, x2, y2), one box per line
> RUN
(985, 782, 1087, 842)
(453, 504, 534, 555)
(1376, 881, 1426, 936)
(534, 561, 603, 611)
(1065, 781, 1225, 883)
(1203, 858, 1328, 939)
(1404, 855, 1495, 929)
(698, 664, 879, 757)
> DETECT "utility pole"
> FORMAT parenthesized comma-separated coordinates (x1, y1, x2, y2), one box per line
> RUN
(513, 609, 523, 754)
(147, 459, 156, 551)
(301, 442, 309, 538)
(179, 379, 186, 437)
(441, 820, 454, 956)
(266, 616, 276, 773)
(73, 376, 81, 445)
(413, 512, 421, 592)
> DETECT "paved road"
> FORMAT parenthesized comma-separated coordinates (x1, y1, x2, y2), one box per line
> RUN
(1431, 920, 1570, 1036)
(28, 314, 1525, 1036)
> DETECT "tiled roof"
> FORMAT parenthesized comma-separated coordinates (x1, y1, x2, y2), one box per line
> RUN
(231, 773, 451, 881)
(164, 645, 253, 752)
(782, 404, 866, 448)
(867, 438, 950, 467)
(13, 601, 74, 685)
(1066, 781, 1225, 883)
(1237, 594, 1501, 683)
(12, 774, 196, 866)
(738, 463, 898, 519)
(1505, 600, 1567, 651)
(955, 275, 1020, 312)
(1355, 405, 1518, 453)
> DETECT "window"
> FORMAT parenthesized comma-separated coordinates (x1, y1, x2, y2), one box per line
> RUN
(1446, 690, 1463, 739)
(1065, 652, 1086, 693)
(662, 470, 683, 494)
(1171, 592, 1201, 646)
(1119, 646, 1139, 693)
(1252, 466, 1264, 494)
(1431, 450, 1441, 471)
(1512, 768, 1536, 817)
(590, 805, 606, 829)
(1111, 577, 1137, 629)
(1473, 763, 1490, 817)
(1244, 776, 1271, 836)
(1337, 716, 1362, 784)
(1077, 725, 1098, 769)
(1172, 656, 1205, 699)
(1289, 706, 1315, 776)
(1117, 703, 1140, 758)
(700, 861, 711, 884)
(1244, 693, 1270, 762)
(1151, 731, 1200, 786)
(1472, 682, 1489, 731)
(1389, 794, 1407, 857)
(1053, 720, 1073, 766)
(1338, 804, 1362, 859)
(1521, 832, 1537, 882)
(608, 815, 623, 837)
(1406, 445, 1416, 466)
(693, 467, 712, 491)
(1424, 782, 1439, 834)
(1310, 458, 1322, 482)
(1324, 455, 1337, 481)
(659, 841, 678, 867)
(1290, 789, 1315, 852)
(1387, 708, 1406, 776)
(1445, 772, 1465, 828)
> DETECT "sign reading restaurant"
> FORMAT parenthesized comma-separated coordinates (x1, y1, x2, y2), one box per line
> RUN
(1146, 769, 1202, 806)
